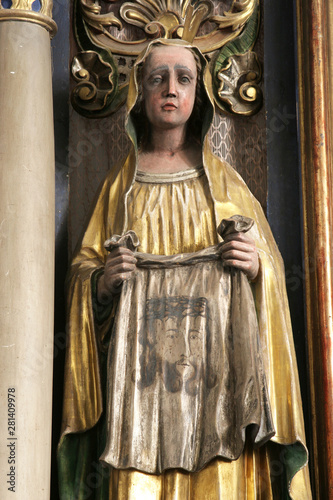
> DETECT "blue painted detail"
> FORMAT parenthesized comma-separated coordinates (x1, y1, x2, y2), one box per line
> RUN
(2, 0, 13, 8)
(31, 0, 41, 12)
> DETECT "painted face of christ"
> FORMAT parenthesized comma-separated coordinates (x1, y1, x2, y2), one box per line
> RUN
(156, 314, 205, 380)
(138, 296, 217, 395)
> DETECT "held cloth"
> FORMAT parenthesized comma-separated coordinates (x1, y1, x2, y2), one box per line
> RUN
(100, 216, 275, 473)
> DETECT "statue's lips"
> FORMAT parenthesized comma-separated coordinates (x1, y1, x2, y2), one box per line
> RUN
(162, 102, 177, 110)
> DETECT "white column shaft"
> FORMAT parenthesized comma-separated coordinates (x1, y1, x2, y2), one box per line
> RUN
(0, 20, 55, 499)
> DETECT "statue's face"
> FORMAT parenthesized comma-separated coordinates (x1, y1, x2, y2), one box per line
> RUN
(142, 45, 197, 131)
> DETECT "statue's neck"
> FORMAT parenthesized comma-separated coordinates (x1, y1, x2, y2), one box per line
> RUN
(149, 125, 187, 156)
(137, 126, 202, 174)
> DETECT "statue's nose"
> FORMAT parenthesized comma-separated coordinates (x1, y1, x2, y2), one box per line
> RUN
(166, 73, 177, 96)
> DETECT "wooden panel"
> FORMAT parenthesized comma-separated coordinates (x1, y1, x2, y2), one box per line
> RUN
(296, 0, 333, 497)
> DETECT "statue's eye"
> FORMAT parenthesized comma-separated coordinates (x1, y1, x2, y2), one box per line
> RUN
(179, 75, 191, 84)
(150, 76, 163, 85)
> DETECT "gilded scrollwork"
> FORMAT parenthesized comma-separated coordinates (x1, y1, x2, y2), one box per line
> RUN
(71, 50, 126, 117)
(216, 51, 262, 115)
(77, 0, 257, 54)
(72, 0, 262, 117)
(80, 0, 122, 34)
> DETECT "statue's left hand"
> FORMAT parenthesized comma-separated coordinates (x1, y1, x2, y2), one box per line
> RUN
(221, 232, 259, 281)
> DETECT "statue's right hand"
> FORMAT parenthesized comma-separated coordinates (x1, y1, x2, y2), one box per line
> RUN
(97, 247, 137, 304)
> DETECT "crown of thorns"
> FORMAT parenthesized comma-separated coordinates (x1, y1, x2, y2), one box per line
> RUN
(145, 296, 208, 321)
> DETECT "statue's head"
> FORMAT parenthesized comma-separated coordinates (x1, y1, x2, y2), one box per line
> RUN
(127, 39, 213, 149)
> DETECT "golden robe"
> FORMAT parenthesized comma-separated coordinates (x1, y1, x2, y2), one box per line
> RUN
(58, 39, 311, 499)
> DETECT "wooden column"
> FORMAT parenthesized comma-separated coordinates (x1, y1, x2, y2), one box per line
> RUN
(0, 3, 56, 499)
(296, 0, 333, 497)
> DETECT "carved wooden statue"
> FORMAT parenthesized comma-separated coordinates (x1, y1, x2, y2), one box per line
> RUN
(58, 0, 312, 495)
(58, 37, 311, 499)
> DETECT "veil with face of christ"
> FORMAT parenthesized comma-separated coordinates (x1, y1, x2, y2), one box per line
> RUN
(100, 239, 274, 474)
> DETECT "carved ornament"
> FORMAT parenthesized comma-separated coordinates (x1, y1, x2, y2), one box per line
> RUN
(72, 0, 262, 117)
(216, 52, 262, 115)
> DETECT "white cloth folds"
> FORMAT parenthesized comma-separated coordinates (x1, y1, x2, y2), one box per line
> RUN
(101, 220, 275, 473)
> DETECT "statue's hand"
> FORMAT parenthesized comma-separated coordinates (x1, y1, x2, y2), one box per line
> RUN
(221, 232, 259, 281)
(97, 247, 137, 304)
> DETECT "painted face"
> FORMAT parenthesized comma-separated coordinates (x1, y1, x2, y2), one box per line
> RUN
(142, 45, 197, 131)
(155, 315, 205, 377)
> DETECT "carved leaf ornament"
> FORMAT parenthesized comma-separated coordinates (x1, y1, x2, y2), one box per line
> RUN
(71, 0, 262, 117)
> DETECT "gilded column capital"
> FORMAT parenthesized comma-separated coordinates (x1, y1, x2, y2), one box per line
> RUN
(0, 0, 57, 36)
